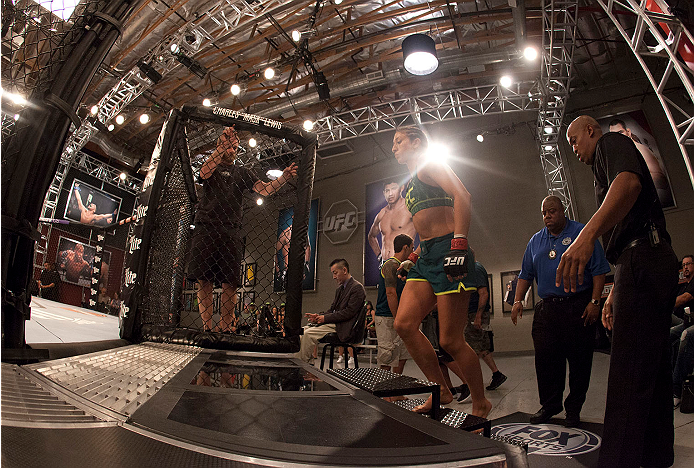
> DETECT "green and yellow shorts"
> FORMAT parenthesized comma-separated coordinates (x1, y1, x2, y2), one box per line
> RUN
(407, 233, 477, 295)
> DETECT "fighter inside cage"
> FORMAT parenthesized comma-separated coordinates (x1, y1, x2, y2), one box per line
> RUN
(120, 106, 316, 352)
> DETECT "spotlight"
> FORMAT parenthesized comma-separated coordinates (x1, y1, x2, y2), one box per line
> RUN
(115, 115, 125, 125)
(230, 84, 241, 96)
(334, 0, 343, 4)
(500, 75, 513, 88)
(476, 134, 484, 143)
(249, 138, 257, 148)
(292, 30, 301, 42)
(425, 143, 450, 163)
(136, 60, 162, 84)
(544, 126, 554, 134)
(202, 98, 212, 107)
(303, 120, 314, 131)
(139, 113, 150, 124)
(544, 145, 554, 151)
(267, 169, 283, 180)
(175, 53, 208, 79)
(402, 34, 438, 76)
(170, 43, 180, 53)
(256, 197, 264, 206)
(13, 113, 19, 121)
(119, 172, 127, 180)
(523, 46, 538, 61)
(315, 71, 330, 100)
(108, 124, 115, 131)
(90, 105, 99, 115)
(264, 67, 275, 80)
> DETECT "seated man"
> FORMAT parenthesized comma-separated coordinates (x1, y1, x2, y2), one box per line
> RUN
(298, 258, 366, 363)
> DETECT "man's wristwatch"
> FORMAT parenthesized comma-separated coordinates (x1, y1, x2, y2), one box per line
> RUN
(590, 298, 600, 306)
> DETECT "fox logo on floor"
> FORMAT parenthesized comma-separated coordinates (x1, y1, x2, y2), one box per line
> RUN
(491, 423, 600, 456)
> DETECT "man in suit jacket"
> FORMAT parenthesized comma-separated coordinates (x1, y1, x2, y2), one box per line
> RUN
(298, 258, 366, 363)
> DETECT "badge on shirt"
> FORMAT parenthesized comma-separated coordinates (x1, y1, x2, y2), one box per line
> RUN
(548, 249, 557, 260)
(562, 237, 572, 245)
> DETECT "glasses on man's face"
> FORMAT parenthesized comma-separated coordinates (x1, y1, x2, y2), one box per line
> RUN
(683, 262, 693, 267)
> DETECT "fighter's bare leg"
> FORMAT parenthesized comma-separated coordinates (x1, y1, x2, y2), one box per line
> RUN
(218, 283, 237, 332)
(394, 281, 453, 412)
(198, 280, 214, 331)
(437, 292, 492, 418)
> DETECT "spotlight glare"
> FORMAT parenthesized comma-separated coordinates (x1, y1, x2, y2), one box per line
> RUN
(425, 142, 450, 163)
(202, 98, 211, 107)
(256, 197, 264, 206)
(170, 43, 179, 54)
(119, 172, 127, 180)
(303, 120, 314, 131)
(292, 30, 301, 42)
(90, 105, 99, 115)
(544, 145, 553, 151)
(139, 113, 150, 124)
(13, 113, 19, 121)
(264, 67, 275, 80)
(544, 126, 554, 134)
(267, 169, 284, 180)
(523, 46, 539, 61)
(115, 114, 125, 125)
(334, 0, 343, 4)
(476, 134, 484, 143)
(500, 75, 513, 88)
(108, 124, 115, 131)
(230, 84, 241, 96)
(249, 138, 257, 148)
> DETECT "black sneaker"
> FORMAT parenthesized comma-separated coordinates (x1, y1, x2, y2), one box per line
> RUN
(457, 384, 471, 402)
(486, 371, 507, 390)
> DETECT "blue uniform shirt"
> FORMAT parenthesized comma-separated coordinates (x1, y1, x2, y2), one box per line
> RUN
(519, 219, 610, 299)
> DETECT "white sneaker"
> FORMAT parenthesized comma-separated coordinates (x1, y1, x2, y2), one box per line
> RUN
(336, 355, 344, 364)
(348, 357, 355, 367)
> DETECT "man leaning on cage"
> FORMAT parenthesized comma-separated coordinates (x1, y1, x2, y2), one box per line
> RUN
(187, 126, 298, 332)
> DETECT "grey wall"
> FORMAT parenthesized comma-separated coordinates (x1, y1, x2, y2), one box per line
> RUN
(302, 86, 693, 352)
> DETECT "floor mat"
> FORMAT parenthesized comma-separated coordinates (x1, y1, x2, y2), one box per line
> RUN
(491, 412, 603, 467)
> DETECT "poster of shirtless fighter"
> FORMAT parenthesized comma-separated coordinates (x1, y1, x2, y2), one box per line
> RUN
(56, 237, 95, 287)
(64, 179, 122, 226)
(364, 177, 418, 287)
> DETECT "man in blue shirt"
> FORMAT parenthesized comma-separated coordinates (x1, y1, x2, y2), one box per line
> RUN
(511, 195, 610, 427)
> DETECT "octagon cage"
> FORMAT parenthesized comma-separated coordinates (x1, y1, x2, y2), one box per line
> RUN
(119, 105, 316, 353)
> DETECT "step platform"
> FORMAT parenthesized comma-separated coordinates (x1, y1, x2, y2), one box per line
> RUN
(327, 367, 490, 436)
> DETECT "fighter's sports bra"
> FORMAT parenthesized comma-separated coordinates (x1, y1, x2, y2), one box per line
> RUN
(405, 174, 454, 215)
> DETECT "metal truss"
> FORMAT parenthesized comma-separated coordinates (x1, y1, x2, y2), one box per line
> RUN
(597, 0, 694, 189)
(536, 0, 579, 219)
(313, 81, 540, 145)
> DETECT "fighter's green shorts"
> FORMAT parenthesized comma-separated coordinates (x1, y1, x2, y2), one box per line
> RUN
(407, 232, 477, 295)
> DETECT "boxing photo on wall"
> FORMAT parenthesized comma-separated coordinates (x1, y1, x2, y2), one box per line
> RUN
(364, 176, 419, 287)
(55, 237, 96, 287)
(598, 110, 675, 208)
(273, 198, 319, 292)
(501, 270, 534, 313)
(64, 179, 122, 226)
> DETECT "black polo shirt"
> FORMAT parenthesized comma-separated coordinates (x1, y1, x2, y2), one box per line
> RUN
(674, 278, 694, 319)
(194, 163, 259, 226)
(592, 132, 669, 263)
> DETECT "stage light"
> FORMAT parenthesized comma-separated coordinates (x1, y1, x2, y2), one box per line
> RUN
(108, 124, 115, 131)
(334, 0, 343, 4)
(267, 169, 283, 180)
(524, 46, 538, 61)
(292, 30, 301, 42)
(500, 75, 513, 88)
(119, 172, 127, 180)
(315, 71, 330, 100)
(544, 126, 554, 134)
(264, 67, 275, 80)
(425, 142, 450, 163)
(202, 98, 211, 107)
(249, 138, 257, 147)
(544, 145, 554, 151)
(303, 120, 314, 131)
(477, 134, 484, 143)
(170, 43, 180, 53)
(256, 197, 264, 206)
(90, 105, 98, 115)
(13, 113, 19, 121)
(402, 34, 438, 76)
(139, 113, 150, 124)
(136, 60, 163, 84)
(230, 84, 241, 96)
(115, 115, 125, 125)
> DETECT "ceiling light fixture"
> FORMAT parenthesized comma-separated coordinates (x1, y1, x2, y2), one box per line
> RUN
(256, 197, 264, 206)
(292, 30, 301, 42)
(544, 145, 554, 151)
(14, 114, 20, 121)
(139, 113, 150, 124)
(108, 124, 115, 131)
(90, 105, 98, 115)
(115, 115, 125, 125)
(170, 43, 180, 54)
(264, 67, 275, 80)
(303, 120, 314, 131)
(202, 98, 212, 107)
(523, 46, 539, 61)
(119, 172, 127, 180)
(500, 75, 513, 88)
(230, 84, 241, 96)
(477, 134, 484, 143)
(402, 34, 438, 76)
(544, 126, 554, 134)
(249, 138, 257, 148)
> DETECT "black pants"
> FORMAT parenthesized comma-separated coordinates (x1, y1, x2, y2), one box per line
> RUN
(532, 289, 595, 415)
(598, 243, 678, 468)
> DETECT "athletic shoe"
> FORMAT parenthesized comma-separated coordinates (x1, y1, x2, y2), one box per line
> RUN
(336, 355, 344, 364)
(457, 384, 471, 403)
(486, 371, 507, 390)
(347, 357, 355, 367)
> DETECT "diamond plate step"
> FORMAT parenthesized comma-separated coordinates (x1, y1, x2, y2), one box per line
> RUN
(394, 398, 491, 436)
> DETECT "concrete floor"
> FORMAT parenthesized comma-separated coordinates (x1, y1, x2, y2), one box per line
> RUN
(24, 297, 694, 467)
